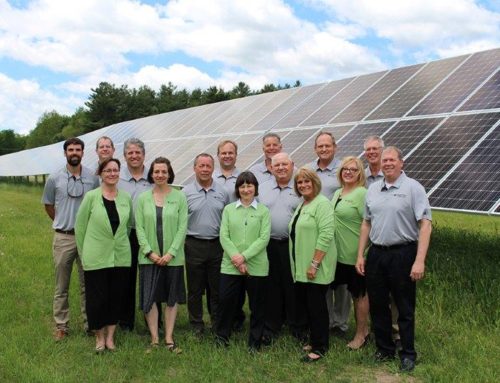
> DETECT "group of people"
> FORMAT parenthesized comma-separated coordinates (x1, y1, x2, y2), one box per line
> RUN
(42, 131, 431, 372)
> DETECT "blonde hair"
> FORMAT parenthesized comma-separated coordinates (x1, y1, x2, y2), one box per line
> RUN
(293, 167, 322, 198)
(336, 156, 366, 188)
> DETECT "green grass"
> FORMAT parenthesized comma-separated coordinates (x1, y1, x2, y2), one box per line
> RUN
(0, 184, 499, 382)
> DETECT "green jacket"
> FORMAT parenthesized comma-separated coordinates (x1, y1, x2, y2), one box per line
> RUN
(219, 201, 271, 276)
(75, 188, 133, 271)
(289, 194, 337, 284)
(332, 186, 367, 265)
(135, 188, 188, 266)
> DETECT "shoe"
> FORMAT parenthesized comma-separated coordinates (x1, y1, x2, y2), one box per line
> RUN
(54, 329, 67, 341)
(166, 341, 182, 354)
(192, 326, 204, 339)
(301, 351, 324, 363)
(374, 350, 395, 362)
(330, 327, 347, 338)
(347, 334, 370, 350)
(400, 358, 415, 372)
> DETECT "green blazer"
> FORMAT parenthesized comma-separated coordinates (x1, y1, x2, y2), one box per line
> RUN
(75, 188, 133, 271)
(219, 201, 271, 276)
(289, 194, 337, 284)
(135, 188, 188, 267)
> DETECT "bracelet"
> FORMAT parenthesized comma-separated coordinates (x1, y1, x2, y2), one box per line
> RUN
(310, 262, 319, 270)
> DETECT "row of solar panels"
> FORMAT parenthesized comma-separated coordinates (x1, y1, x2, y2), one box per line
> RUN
(0, 48, 498, 214)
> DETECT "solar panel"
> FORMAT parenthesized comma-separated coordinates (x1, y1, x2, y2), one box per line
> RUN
(272, 78, 353, 129)
(380, 117, 444, 156)
(367, 55, 467, 120)
(249, 84, 323, 131)
(331, 64, 423, 124)
(300, 71, 387, 127)
(459, 70, 500, 112)
(409, 49, 500, 116)
(403, 112, 500, 190)
(428, 123, 500, 212)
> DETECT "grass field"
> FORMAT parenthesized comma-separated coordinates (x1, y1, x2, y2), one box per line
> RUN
(0, 184, 499, 383)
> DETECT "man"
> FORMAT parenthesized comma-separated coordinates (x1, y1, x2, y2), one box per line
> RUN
(364, 135, 400, 347)
(356, 146, 432, 372)
(249, 133, 282, 184)
(213, 139, 244, 330)
(42, 137, 99, 340)
(259, 152, 301, 343)
(214, 140, 240, 202)
(364, 136, 384, 187)
(95, 136, 115, 164)
(183, 153, 229, 335)
(117, 138, 152, 331)
(307, 131, 351, 337)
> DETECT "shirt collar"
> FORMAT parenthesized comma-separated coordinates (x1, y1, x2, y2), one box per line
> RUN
(381, 171, 406, 191)
(214, 167, 240, 179)
(313, 158, 340, 171)
(236, 199, 258, 209)
(120, 165, 148, 182)
(195, 179, 215, 192)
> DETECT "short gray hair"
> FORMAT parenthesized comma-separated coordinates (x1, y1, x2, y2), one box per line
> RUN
(383, 146, 403, 160)
(262, 132, 281, 143)
(271, 152, 292, 165)
(193, 153, 214, 166)
(364, 135, 385, 150)
(123, 138, 145, 155)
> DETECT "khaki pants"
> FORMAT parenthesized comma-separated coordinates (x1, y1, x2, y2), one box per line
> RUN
(52, 232, 87, 332)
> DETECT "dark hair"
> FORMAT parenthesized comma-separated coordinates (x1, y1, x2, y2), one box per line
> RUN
(64, 137, 85, 151)
(97, 158, 121, 176)
(234, 171, 259, 199)
(147, 157, 175, 184)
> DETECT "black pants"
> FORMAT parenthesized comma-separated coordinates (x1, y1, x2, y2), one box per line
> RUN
(185, 236, 222, 329)
(119, 230, 139, 330)
(84, 267, 129, 330)
(294, 282, 329, 355)
(216, 274, 266, 349)
(366, 243, 417, 361)
(264, 239, 296, 337)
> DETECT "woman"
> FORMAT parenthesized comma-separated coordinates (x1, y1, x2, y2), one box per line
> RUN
(331, 156, 369, 350)
(135, 157, 187, 353)
(75, 158, 133, 353)
(290, 167, 336, 362)
(216, 171, 271, 351)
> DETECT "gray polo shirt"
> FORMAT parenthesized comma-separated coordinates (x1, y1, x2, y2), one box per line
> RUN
(213, 167, 240, 203)
(42, 165, 99, 231)
(364, 172, 432, 246)
(248, 161, 273, 185)
(308, 158, 341, 200)
(118, 165, 151, 228)
(365, 167, 384, 188)
(259, 178, 302, 240)
(183, 179, 229, 239)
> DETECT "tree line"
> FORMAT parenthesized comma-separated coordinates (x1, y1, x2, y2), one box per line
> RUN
(0, 80, 301, 155)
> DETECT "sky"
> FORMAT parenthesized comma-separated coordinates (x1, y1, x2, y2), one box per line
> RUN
(0, 0, 499, 134)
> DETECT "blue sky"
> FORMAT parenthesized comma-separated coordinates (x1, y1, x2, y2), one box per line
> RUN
(0, 0, 499, 134)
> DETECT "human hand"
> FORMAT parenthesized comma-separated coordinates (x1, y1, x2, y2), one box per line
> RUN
(355, 256, 365, 276)
(231, 254, 245, 268)
(238, 263, 248, 275)
(306, 265, 317, 280)
(410, 260, 425, 281)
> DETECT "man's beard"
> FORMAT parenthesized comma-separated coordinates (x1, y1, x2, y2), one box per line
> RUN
(67, 155, 81, 166)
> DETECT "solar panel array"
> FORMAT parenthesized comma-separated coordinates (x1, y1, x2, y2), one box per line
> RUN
(0, 48, 499, 214)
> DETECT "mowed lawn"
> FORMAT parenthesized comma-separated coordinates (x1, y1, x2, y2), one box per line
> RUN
(0, 184, 498, 383)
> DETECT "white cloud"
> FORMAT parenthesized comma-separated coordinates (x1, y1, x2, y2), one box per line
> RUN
(0, 73, 82, 134)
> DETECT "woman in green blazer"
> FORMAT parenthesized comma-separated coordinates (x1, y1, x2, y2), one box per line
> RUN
(135, 157, 188, 353)
(75, 158, 133, 353)
(216, 171, 271, 351)
(289, 167, 336, 362)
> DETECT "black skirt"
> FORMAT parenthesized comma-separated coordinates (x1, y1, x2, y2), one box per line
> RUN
(139, 264, 186, 313)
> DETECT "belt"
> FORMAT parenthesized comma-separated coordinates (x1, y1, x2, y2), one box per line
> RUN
(55, 229, 75, 235)
(371, 241, 416, 251)
(186, 235, 219, 242)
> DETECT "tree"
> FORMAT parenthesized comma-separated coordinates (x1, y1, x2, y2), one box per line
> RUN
(85, 82, 131, 130)
(230, 82, 252, 99)
(25, 111, 70, 148)
(0, 129, 26, 155)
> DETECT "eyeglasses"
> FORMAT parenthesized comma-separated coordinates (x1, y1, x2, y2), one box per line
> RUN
(101, 169, 120, 174)
(67, 176, 84, 198)
(341, 167, 359, 174)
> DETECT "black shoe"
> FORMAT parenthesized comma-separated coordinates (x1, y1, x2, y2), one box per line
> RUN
(374, 350, 395, 362)
(192, 326, 205, 339)
(400, 358, 415, 372)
